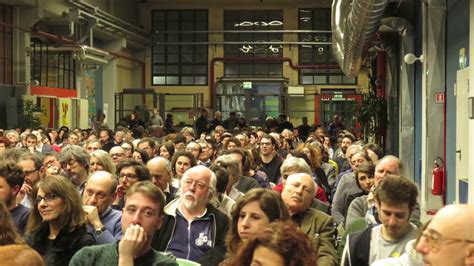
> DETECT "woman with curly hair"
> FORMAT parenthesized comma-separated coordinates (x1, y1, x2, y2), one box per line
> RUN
(199, 188, 289, 265)
(26, 175, 95, 266)
(228, 220, 317, 266)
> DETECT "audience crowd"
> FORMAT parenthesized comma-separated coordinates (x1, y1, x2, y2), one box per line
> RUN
(0, 110, 472, 266)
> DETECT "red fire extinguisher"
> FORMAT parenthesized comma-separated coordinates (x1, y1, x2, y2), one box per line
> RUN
(431, 157, 445, 196)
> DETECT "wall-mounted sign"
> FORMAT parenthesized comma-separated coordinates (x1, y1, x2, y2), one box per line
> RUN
(243, 82, 252, 89)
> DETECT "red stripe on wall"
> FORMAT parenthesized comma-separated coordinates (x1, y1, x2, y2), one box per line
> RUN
(31, 86, 77, 98)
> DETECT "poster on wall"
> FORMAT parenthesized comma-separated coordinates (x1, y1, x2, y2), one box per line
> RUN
(59, 98, 72, 127)
(79, 99, 89, 129)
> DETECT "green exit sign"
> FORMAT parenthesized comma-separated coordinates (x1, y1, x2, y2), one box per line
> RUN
(243, 82, 252, 89)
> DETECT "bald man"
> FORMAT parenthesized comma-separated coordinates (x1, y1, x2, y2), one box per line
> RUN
(415, 204, 474, 266)
(282, 173, 337, 265)
(146, 157, 177, 204)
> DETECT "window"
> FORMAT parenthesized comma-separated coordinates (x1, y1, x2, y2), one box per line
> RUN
(298, 8, 356, 85)
(0, 4, 13, 85)
(30, 40, 76, 89)
(224, 10, 283, 77)
(151, 10, 208, 85)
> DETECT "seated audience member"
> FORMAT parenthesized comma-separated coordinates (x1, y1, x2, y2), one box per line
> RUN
(132, 148, 150, 165)
(208, 164, 235, 217)
(225, 148, 266, 190)
(58, 144, 90, 193)
(372, 221, 429, 266)
(217, 188, 290, 265)
(345, 155, 420, 227)
(17, 153, 43, 208)
(185, 141, 202, 161)
(415, 204, 474, 266)
(341, 175, 419, 265)
(227, 221, 317, 266)
(281, 173, 337, 265)
(197, 140, 212, 167)
(70, 181, 178, 266)
(158, 141, 175, 160)
(170, 151, 197, 187)
(120, 140, 134, 158)
(0, 201, 24, 245)
(41, 152, 63, 176)
(214, 155, 245, 200)
(83, 171, 122, 244)
(0, 161, 29, 235)
(137, 138, 157, 160)
(274, 156, 328, 207)
(109, 146, 126, 166)
(89, 150, 116, 174)
(331, 150, 371, 225)
(146, 157, 177, 204)
(0, 244, 44, 266)
(26, 175, 95, 265)
(84, 140, 102, 154)
(113, 159, 151, 209)
(342, 161, 375, 226)
(151, 165, 229, 262)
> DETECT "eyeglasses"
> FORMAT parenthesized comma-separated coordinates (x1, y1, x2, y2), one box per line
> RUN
(24, 169, 39, 176)
(34, 193, 58, 205)
(183, 178, 210, 191)
(119, 173, 139, 180)
(420, 229, 474, 252)
(111, 153, 125, 158)
(260, 142, 272, 146)
(186, 147, 200, 152)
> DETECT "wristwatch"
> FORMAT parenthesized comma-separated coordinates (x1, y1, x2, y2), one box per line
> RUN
(95, 226, 106, 235)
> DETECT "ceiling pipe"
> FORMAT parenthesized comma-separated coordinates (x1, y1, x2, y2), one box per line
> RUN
(209, 56, 340, 109)
(0, 20, 145, 88)
(332, 0, 389, 76)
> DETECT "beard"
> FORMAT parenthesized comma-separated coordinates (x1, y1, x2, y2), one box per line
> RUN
(181, 191, 198, 210)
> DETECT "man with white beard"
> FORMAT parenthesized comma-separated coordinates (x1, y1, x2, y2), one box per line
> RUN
(151, 165, 229, 262)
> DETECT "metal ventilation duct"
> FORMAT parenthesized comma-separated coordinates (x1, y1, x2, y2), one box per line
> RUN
(332, 0, 389, 76)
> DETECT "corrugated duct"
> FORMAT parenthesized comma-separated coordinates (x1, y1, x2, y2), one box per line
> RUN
(332, 0, 389, 76)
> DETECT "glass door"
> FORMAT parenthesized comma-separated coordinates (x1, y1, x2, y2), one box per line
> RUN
(216, 81, 283, 127)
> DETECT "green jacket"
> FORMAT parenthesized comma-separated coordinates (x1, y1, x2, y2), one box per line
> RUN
(297, 208, 338, 266)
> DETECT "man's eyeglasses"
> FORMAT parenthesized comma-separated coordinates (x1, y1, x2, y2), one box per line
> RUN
(421, 229, 474, 251)
(24, 169, 39, 176)
(34, 193, 58, 204)
(183, 178, 210, 191)
(111, 153, 125, 158)
(260, 142, 272, 146)
(119, 173, 139, 180)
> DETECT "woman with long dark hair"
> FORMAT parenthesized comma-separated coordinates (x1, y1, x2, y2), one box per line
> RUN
(26, 175, 95, 266)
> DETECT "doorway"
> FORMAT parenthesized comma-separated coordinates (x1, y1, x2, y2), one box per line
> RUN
(320, 90, 362, 136)
(216, 81, 285, 127)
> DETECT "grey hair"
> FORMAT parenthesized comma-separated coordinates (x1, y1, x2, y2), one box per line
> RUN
(280, 157, 312, 177)
(181, 165, 217, 197)
(377, 155, 403, 176)
(214, 154, 240, 177)
(59, 144, 90, 167)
